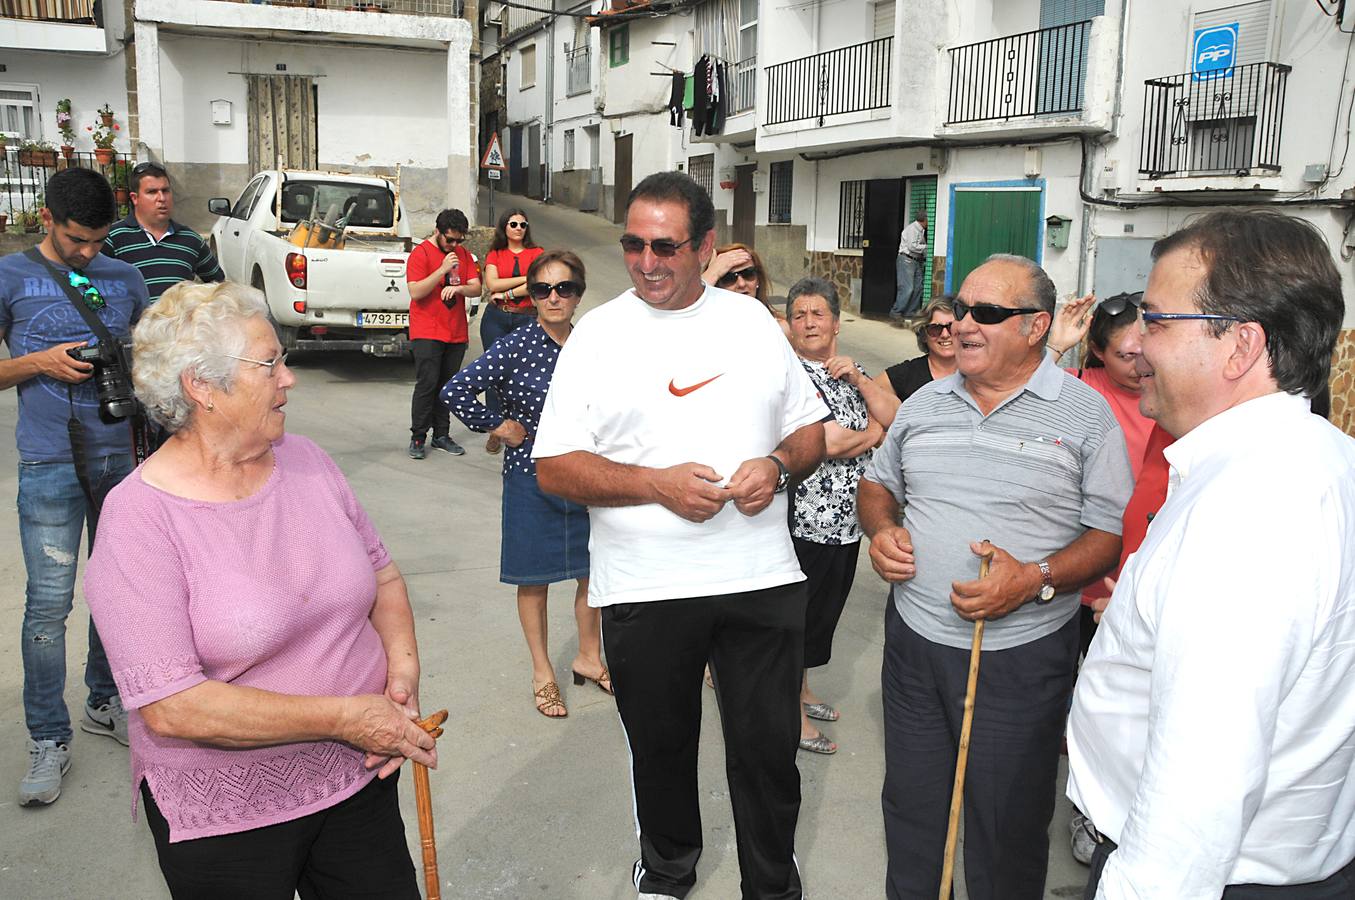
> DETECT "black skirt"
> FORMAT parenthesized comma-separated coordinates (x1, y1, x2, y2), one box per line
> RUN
(792, 536, 861, 668)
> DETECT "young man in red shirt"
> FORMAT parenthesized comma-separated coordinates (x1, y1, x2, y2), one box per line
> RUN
(405, 208, 481, 459)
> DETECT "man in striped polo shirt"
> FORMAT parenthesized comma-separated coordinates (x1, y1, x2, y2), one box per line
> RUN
(102, 162, 224, 303)
(859, 254, 1133, 900)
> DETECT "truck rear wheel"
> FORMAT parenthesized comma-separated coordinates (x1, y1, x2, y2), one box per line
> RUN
(253, 268, 299, 350)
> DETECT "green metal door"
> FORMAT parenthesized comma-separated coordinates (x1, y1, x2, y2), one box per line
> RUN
(905, 175, 938, 305)
(948, 188, 1042, 292)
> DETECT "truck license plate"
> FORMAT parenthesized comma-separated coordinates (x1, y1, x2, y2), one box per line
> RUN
(356, 311, 408, 328)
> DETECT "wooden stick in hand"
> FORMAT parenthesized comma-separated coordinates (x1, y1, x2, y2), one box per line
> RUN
(414, 709, 448, 900)
(939, 549, 993, 899)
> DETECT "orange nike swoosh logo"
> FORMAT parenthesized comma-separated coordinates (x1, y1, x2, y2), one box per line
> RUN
(668, 374, 724, 397)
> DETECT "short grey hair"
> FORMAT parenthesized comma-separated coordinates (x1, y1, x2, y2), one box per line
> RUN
(132, 281, 270, 432)
(982, 253, 1055, 341)
(785, 276, 840, 319)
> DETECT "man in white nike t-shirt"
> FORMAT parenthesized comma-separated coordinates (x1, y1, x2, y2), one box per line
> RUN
(535, 172, 827, 900)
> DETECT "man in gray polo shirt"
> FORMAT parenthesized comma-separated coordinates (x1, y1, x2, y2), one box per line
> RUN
(858, 253, 1132, 900)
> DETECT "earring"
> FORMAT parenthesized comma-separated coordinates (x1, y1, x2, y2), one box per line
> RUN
(206, 400, 214, 411)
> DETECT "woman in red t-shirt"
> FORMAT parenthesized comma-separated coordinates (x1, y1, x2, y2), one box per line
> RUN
(480, 209, 543, 453)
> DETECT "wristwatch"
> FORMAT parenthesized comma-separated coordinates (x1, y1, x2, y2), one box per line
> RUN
(766, 455, 790, 494)
(1036, 559, 1056, 604)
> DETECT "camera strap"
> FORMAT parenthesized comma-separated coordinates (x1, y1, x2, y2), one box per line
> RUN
(24, 247, 140, 509)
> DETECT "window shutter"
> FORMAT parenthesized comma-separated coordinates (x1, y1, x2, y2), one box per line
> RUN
(1191, 1, 1272, 66)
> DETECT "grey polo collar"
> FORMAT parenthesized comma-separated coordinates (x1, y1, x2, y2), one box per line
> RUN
(931, 352, 1065, 415)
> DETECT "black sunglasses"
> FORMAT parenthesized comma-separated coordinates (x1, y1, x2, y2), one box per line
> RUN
(1098, 291, 1143, 317)
(440, 233, 465, 245)
(953, 299, 1044, 325)
(716, 266, 759, 287)
(619, 236, 693, 257)
(527, 280, 583, 300)
(923, 321, 953, 338)
(68, 270, 105, 311)
(506, 220, 529, 229)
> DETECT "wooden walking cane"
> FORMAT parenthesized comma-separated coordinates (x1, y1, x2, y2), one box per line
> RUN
(938, 546, 993, 900)
(414, 710, 449, 900)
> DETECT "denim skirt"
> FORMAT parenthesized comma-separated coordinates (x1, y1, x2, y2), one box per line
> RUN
(500, 469, 590, 585)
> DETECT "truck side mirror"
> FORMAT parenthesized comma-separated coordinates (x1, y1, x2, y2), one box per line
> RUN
(208, 198, 231, 217)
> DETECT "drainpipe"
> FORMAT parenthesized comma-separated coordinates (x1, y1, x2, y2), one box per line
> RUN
(543, 0, 557, 201)
(1079, 4, 1133, 295)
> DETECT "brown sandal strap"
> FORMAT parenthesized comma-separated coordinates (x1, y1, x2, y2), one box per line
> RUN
(534, 681, 567, 717)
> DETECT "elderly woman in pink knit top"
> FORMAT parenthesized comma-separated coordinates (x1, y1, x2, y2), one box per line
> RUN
(84, 281, 433, 899)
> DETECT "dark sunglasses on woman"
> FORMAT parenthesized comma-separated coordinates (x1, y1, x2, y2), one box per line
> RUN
(527, 280, 583, 300)
(716, 266, 759, 288)
(923, 321, 953, 338)
(953, 299, 1044, 324)
(1097, 291, 1143, 317)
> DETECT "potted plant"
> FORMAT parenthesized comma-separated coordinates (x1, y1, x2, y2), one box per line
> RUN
(19, 205, 42, 234)
(98, 103, 115, 126)
(88, 120, 120, 165)
(111, 160, 130, 204)
(17, 139, 57, 168)
(0, 212, 8, 231)
(56, 98, 76, 157)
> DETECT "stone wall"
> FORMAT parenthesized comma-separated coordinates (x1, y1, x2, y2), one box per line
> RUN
(1331, 328, 1355, 438)
(805, 250, 864, 312)
(753, 224, 807, 297)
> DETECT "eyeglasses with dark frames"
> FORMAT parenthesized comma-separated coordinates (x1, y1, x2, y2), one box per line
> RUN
(953, 299, 1044, 325)
(716, 266, 759, 287)
(527, 280, 583, 300)
(67, 271, 105, 311)
(1137, 311, 1242, 333)
(619, 236, 694, 257)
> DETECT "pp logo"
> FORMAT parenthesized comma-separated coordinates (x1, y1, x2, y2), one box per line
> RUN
(1193, 23, 1238, 80)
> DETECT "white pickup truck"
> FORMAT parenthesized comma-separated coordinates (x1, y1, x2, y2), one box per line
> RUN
(208, 170, 414, 356)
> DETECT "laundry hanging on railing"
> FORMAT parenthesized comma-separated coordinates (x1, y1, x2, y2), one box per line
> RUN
(692, 54, 728, 136)
(668, 70, 685, 126)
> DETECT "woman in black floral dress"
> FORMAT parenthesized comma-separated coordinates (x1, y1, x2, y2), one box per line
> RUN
(784, 277, 900, 754)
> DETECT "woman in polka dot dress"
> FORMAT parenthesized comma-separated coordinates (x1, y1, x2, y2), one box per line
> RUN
(441, 249, 607, 719)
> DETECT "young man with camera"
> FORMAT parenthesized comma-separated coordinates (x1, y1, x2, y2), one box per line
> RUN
(0, 168, 149, 806)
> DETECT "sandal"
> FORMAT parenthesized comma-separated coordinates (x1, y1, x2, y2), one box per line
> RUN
(571, 666, 614, 696)
(798, 732, 837, 755)
(533, 681, 567, 718)
(803, 702, 839, 722)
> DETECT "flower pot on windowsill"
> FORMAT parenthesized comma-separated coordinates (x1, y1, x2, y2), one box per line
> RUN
(23, 222, 40, 234)
(0, 214, 8, 231)
(114, 187, 130, 204)
(61, 145, 74, 159)
(94, 147, 115, 165)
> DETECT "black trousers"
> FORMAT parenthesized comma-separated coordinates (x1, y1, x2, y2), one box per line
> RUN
(792, 536, 859, 669)
(882, 603, 1079, 900)
(1085, 837, 1355, 899)
(142, 772, 419, 900)
(410, 338, 466, 440)
(602, 582, 807, 900)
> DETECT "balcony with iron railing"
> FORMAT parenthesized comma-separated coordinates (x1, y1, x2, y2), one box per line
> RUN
(133, 0, 468, 50)
(938, 17, 1116, 138)
(205, 0, 465, 15)
(690, 54, 757, 143)
(764, 37, 893, 129)
(1, 0, 106, 52)
(0, 146, 137, 230)
(566, 45, 591, 97)
(1138, 61, 1290, 186)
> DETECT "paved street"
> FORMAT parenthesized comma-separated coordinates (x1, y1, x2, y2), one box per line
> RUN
(0, 195, 1089, 898)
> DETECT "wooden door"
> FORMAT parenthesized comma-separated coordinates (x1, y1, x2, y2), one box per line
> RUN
(246, 75, 317, 173)
(860, 178, 903, 317)
(613, 133, 633, 224)
(732, 163, 756, 247)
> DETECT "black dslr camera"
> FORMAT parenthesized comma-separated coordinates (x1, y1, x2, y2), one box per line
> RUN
(67, 339, 138, 424)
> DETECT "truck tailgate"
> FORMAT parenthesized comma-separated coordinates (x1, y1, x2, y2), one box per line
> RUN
(302, 249, 409, 313)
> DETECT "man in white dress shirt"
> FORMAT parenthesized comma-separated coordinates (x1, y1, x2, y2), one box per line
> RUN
(890, 208, 928, 321)
(1068, 210, 1355, 899)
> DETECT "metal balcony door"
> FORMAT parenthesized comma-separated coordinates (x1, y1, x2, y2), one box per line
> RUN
(947, 186, 1042, 292)
(246, 75, 317, 173)
(860, 178, 904, 317)
(903, 175, 937, 306)
(1036, 0, 1102, 115)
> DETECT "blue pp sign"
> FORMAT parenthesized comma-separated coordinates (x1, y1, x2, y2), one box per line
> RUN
(1193, 23, 1238, 80)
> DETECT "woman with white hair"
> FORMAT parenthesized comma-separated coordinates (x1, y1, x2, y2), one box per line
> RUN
(84, 281, 433, 899)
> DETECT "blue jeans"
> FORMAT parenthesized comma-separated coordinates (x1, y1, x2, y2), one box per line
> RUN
(891, 254, 926, 318)
(478, 303, 537, 419)
(18, 454, 133, 742)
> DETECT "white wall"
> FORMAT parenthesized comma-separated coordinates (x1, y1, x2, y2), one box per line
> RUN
(154, 35, 449, 169)
(596, 14, 688, 189)
(3, 50, 131, 153)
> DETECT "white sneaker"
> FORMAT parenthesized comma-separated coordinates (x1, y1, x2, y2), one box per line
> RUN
(19, 739, 72, 806)
(1070, 811, 1097, 865)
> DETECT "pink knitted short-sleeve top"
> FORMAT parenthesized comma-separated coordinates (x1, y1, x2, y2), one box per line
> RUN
(85, 434, 393, 843)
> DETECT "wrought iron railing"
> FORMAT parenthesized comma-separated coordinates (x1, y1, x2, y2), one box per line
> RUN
(1139, 61, 1290, 178)
(946, 20, 1092, 124)
(205, 0, 465, 16)
(566, 46, 591, 97)
(0, 0, 99, 24)
(764, 37, 892, 127)
(0, 148, 136, 231)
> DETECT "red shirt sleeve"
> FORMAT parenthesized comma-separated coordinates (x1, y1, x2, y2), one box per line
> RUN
(406, 240, 436, 285)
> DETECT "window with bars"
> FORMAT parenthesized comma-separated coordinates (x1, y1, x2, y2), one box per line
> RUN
(563, 129, 575, 170)
(768, 160, 793, 224)
(689, 154, 715, 197)
(838, 180, 866, 249)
